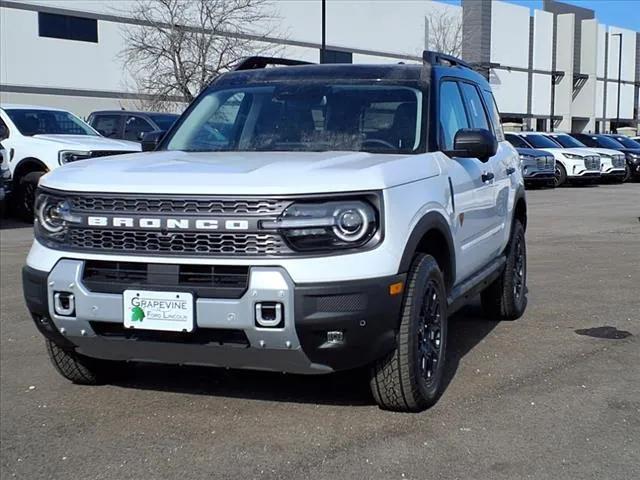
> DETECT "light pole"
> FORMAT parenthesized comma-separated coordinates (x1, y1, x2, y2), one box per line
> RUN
(321, 0, 326, 63)
(611, 33, 622, 133)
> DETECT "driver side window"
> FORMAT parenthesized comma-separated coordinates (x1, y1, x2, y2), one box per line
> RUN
(439, 81, 469, 151)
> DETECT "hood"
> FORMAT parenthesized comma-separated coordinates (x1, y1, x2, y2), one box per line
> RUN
(32, 134, 140, 151)
(574, 147, 624, 158)
(539, 147, 598, 157)
(40, 150, 441, 195)
(515, 148, 551, 158)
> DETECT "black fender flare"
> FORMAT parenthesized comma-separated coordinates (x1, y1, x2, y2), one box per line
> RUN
(513, 184, 527, 230)
(397, 211, 456, 289)
(13, 157, 48, 181)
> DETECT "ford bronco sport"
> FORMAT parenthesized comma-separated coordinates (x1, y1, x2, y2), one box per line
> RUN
(23, 53, 528, 412)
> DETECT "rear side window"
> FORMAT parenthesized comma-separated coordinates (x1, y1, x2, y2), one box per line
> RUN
(439, 81, 469, 151)
(460, 83, 490, 130)
(481, 91, 504, 141)
(124, 116, 154, 141)
(91, 114, 122, 138)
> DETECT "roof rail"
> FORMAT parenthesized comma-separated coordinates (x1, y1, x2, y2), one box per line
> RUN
(422, 50, 472, 70)
(233, 56, 314, 71)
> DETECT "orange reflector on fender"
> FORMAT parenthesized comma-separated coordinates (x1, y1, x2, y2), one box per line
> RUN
(389, 282, 404, 296)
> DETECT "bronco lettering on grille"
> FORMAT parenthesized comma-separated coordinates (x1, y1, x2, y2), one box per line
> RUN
(85, 216, 252, 231)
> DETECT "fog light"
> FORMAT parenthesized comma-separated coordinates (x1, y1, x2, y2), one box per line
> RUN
(53, 292, 75, 316)
(327, 330, 344, 344)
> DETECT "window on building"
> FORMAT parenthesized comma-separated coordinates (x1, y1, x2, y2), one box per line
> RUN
(320, 49, 353, 64)
(439, 81, 469, 151)
(38, 12, 98, 43)
(123, 116, 155, 141)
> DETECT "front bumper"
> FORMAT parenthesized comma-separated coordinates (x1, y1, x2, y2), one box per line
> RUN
(601, 167, 626, 178)
(23, 261, 405, 374)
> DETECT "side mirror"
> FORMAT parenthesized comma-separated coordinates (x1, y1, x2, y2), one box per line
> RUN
(140, 130, 166, 151)
(451, 128, 498, 162)
(0, 124, 8, 141)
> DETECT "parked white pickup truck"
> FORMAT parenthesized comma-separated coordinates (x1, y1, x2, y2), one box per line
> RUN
(0, 105, 140, 220)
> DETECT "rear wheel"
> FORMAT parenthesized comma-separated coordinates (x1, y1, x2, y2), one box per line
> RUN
(16, 171, 45, 221)
(481, 220, 527, 320)
(369, 254, 448, 412)
(554, 163, 567, 187)
(46, 340, 123, 385)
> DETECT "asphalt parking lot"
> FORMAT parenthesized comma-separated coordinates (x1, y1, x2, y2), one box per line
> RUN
(1, 183, 639, 480)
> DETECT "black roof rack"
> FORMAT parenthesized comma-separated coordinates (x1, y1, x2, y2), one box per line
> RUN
(422, 50, 472, 70)
(233, 56, 314, 71)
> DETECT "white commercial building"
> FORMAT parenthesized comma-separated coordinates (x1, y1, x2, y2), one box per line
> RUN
(1, 0, 638, 132)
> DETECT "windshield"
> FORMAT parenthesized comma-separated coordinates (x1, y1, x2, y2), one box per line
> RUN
(549, 134, 585, 148)
(166, 84, 423, 154)
(149, 113, 179, 131)
(612, 136, 640, 149)
(525, 134, 561, 149)
(594, 136, 626, 149)
(5, 109, 97, 136)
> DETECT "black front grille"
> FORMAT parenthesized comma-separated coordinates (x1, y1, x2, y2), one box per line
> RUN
(89, 150, 137, 159)
(83, 261, 250, 298)
(315, 294, 369, 312)
(70, 229, 292, 256)
(89, 322, 249, 346)
(68, 195, 289, 214)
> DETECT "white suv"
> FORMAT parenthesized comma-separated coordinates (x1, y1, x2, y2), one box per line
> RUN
(0, 105, 140, 220)
(22, 54, 528, 412)
(544, 132, 626, 182)
(506, 132, 601, 187)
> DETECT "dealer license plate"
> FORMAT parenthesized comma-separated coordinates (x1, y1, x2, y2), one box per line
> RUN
(123, 290, 194, 332)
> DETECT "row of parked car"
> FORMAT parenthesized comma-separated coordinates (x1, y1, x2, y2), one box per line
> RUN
(0, 105, 179, 219)
(506, 131, 640, 187)
(0, 103, 639, 220)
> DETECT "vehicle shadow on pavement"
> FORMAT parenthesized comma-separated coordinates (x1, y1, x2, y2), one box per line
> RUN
(111, 300, 499, 408)
(0, 217, 32, 230)
(442, 301, 500, 394)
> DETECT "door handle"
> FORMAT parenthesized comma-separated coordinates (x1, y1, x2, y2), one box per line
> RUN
(506, 167, 516, 175)
(481, 172, 495, 183)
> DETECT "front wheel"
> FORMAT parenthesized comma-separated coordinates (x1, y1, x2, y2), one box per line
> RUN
(623, 164, 631, 182)
(16, 171, 45, 221)
(554, 163, 567, 187)
(481, 220, 527, 320)
(369, 254, 448, 412)
(46, 340, 123, 385)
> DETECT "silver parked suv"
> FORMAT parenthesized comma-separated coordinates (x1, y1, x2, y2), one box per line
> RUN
(23, 53, 528, 411)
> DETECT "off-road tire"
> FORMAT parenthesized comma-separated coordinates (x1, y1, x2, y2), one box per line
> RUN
(554, 162, 567, 187)
(46, 339, 115, 385)
(16, 171, 45, 221)
(481, 220, 527, 320)
(369, 254, 448, 412)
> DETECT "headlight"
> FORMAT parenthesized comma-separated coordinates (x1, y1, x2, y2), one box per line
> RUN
(262, 199, 380, 252)
(562, 153, 583, 160)
(519, 154, 533, 163)
(59, 150, 91, 165)
(34, 192, 78, 244)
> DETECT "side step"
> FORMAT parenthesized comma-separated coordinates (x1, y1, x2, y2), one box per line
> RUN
(447, 256, 506, 315)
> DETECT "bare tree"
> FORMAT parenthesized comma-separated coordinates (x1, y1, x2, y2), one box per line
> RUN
(119, 0, 279, 109)
(425, 9, 462, 57)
